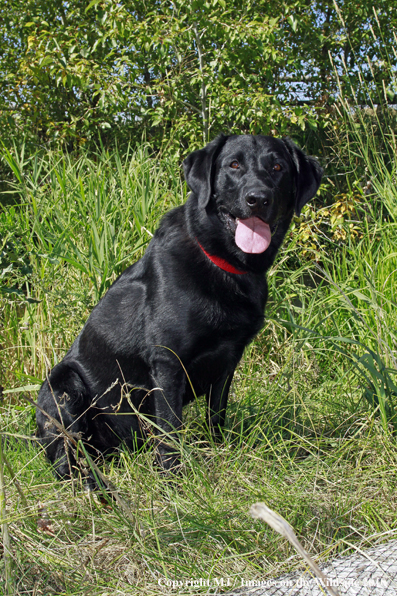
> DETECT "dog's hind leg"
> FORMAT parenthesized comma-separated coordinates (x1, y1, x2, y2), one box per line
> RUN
(36, 362, 92, 480)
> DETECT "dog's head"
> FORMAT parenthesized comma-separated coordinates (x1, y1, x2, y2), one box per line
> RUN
(184, 134, 323, 257)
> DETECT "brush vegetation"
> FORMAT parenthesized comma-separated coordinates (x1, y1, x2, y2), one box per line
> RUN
(1, 19, 397, 596)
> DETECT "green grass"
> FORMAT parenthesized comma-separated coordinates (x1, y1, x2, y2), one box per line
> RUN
(1, 118, 397, 595)
(2, 368, 397, 595)
(0, 144, 184, 384)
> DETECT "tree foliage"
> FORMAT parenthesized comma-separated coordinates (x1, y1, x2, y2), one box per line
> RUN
(0, 0, 396, 153)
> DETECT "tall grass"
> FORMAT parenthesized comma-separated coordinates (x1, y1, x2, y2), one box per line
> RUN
(1, 144, 184, 384)
(320, 12, 397, 433)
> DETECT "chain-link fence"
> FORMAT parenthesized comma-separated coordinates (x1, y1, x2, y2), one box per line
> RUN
(226, 539, 397, 596)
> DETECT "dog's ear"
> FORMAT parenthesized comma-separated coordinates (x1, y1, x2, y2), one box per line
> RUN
(282, 137, 323, 216)
(183, 134, 228, 208)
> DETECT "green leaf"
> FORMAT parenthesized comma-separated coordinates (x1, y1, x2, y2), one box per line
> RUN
(85, 0, 102, 13)
(3, 385, 41, 394)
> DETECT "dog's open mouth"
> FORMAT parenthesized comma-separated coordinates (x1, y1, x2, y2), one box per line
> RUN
(223, 212, 272, 254)
(235, 217, 271, 254)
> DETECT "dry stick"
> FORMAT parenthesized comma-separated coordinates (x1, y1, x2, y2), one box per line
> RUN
(0, 434, 14, 595)
(250, 502, 341, 596)
(22, 394, 134, 522)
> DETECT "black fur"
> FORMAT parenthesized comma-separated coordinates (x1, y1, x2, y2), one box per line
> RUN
(36, 134, 323, 479)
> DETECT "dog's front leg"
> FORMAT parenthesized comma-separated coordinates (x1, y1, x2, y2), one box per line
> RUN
(150, 361, 185, 471)
(206, 371, 234, 439)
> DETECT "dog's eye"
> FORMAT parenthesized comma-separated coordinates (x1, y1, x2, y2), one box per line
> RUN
(273, 163, 282, 172)
(230, 160, 239, 169)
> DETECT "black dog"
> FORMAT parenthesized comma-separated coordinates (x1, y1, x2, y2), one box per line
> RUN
(37, 134, 322, 479)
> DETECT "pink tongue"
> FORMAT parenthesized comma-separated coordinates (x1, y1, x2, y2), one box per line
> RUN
(235, 217, 271, 254)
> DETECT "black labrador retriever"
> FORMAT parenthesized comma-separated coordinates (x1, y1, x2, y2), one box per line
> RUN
(37, 134, 323, 479)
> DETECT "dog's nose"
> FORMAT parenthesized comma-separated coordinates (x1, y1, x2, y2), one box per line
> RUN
(245, 192, 270, 210)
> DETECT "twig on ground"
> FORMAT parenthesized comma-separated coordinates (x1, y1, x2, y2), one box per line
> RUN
(250, 502, 341, 596)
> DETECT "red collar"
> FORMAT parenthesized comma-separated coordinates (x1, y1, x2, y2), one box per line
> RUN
(197, 240, 247, 275)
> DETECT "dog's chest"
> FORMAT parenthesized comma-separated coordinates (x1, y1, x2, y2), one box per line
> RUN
(204, 300, 263, 338)
(185, 295, 264, 378)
